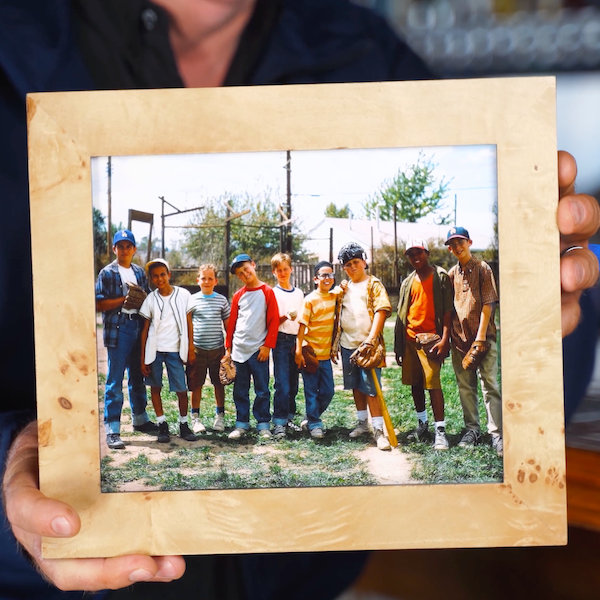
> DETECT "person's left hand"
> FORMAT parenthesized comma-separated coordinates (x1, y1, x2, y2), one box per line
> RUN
(257, 346, 270, 362)
(558, 151, 600, 336)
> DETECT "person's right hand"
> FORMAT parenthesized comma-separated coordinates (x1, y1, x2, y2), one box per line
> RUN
(2, 422, 186, 591)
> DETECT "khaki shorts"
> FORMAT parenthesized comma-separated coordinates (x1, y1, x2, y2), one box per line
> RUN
(187, 346, 225, 391)
(401, 337, 441, 389)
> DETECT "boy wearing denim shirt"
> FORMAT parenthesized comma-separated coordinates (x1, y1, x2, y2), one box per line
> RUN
(140, 258, 196, 443)
(226, 254, 280, 440)
(295, 261, 338, 439)
(271, 252, 304, 439)
(95, 229, 158, 450)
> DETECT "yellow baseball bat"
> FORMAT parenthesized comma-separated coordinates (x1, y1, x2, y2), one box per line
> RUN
(369, 369, 398, 447)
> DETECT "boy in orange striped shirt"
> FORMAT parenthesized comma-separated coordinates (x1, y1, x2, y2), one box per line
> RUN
(295, 261, 339, 439)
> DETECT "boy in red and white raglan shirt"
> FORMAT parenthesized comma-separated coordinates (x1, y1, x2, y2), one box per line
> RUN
(225, 254, 280, 440)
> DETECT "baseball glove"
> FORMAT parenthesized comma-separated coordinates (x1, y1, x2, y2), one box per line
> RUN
(350, 340, 385, 370)
(219, 355, 236, 385)
(301, 345, 319, 374)
(461, 340, 491, 371)
(414, 333, 442, 355)
(123, 283, 147, 310)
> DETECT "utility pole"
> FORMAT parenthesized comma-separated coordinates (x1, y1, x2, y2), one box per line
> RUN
(329, 228, 334, 264)
(106, 157, 112, 260)
(393, 203, 398, 287)
(225, 203, 231, 291)
(285, 151, 292, 253)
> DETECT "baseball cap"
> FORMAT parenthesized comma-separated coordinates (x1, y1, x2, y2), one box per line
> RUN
(230, 253, 253, 274)
(405, 237, 429, 253)
(146, 258, 170, 272)
(113, 229, 136, 246)
(445, 227, 471, 245)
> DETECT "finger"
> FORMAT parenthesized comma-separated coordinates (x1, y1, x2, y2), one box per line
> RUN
(560, 247, 599, 293)
(40, 554, 186, 592)
(562, 290, 583, 337)
(557, 193, 600, 247)
(558, 150, 577, 198)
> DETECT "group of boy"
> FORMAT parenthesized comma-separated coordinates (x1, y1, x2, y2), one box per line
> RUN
(394, 227, 503, 456)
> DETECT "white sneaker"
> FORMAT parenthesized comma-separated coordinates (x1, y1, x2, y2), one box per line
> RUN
(212, 413, 225, 432)
(434, 426, 449, 451)
(349, 419, 371, 439)
(374, 428, 391, 451)
(228, 427, 247, 440)
(258, 428, 272, 439)
(192, 417, 206, 434)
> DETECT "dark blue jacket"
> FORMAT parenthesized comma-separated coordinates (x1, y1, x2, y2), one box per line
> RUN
(0, 1, 430, 599)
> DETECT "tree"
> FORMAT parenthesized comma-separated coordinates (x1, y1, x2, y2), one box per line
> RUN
(324, 202, 350, 219)
(363, 152, 450, 223)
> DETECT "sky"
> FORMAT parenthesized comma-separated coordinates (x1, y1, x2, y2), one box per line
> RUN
(91, 144, 497, 255)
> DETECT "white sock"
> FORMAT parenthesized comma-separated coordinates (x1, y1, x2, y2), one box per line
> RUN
(416, 410, 428, 424)
(179, 414, 188, 423)
(357, 410, 368, 422)
(372, 416, 384, 431)
(157, 415, 167, 424)
(435, 420, 446, 430)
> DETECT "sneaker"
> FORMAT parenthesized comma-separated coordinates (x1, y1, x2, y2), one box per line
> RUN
(180, 422, 197, 441)
(300, 417, 309, 432)
(228, 427, 247, 440)
(374, 428, 391, 451)
(349, 419, 371, 439)
(192, 417, 206, 434)
(310, 427, 324, 439)
(106, 433, 125, 450)
(458, 429, 481, 448)
(212, 413, 225, 432)
(157, 421, 170, 443)
(287, 420, 302, 433)
(408, 419, 430, 442)
(258, 428, 272, 439)
(273, 424, 287, 440)
(434, 426, 449, 451)
(492, 435, 504, 457)
(133, 421, 159, 435)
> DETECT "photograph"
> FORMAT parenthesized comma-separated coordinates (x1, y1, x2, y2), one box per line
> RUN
(92, 145, 504, 493)
(27, 79, 566, 558)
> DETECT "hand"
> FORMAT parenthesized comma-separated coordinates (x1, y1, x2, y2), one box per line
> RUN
(295, 351, 305, 369)
(141, 362, 151, 377)
(187, 350, 196, 365)
(558, 151, 600, 336)
(257, 346, 270, 362)
(339, 279, 348, 293)
(2, 422, 186, 591)
(287, 310, 298, 321)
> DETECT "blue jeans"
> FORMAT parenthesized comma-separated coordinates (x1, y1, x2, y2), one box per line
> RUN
(301, 359, 335, 430)
(272, 332, 299, 425)
(341, 346, 381, 397)
(233, 351, 271, 430)
(104, 317, 150, 434)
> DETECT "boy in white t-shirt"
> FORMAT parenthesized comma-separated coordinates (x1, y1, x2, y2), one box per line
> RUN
(337, 243, 392, 451)
(271, 253, 304, 439)
(140, 258, 196, 443)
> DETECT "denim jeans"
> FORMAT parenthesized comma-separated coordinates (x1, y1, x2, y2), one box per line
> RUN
(301, 359, 335, 430)
(104, 317, 150, 434)
(272, 332, 299, 425)
(233, 351, 271, 430)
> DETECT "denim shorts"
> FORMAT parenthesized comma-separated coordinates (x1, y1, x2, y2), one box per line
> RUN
(341, 346, 381, 397)
(145, 351, 187, 392)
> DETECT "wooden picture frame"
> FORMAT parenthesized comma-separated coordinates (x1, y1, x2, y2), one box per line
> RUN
(28, 78, 565, 558)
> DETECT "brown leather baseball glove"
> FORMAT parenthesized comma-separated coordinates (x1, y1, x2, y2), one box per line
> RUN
(350, 340, 385, 370)
(301, 345, 319, 374)
(123, 282, 147, 310)
(219, 355, 236, 385)
(461, 340, 491, 371)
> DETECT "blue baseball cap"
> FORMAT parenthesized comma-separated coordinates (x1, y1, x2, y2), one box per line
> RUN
(113, 229, 137, 247)
(230, 253, 253, 274)
(445, 227, 470, 245)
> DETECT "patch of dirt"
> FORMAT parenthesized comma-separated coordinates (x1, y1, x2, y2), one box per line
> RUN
(356, 446, 416, 486)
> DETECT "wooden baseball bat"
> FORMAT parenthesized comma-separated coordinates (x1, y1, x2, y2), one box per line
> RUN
(369, 369, 398, 447)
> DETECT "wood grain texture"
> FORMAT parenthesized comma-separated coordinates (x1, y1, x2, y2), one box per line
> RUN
(27, 79, 565, 558)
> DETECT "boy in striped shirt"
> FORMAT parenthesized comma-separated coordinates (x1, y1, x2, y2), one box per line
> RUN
(187, 264, 231, 434)
(295, 261, 339, 439)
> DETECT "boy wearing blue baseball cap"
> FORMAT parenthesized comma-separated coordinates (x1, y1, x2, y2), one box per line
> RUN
(95, 230, 158, 450)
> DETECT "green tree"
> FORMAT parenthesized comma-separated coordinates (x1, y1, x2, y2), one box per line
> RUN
(324, 202, 350, 218)
(363, 152, 450, 223)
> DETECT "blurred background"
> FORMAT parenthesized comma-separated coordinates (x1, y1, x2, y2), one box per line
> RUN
(355, 0, 600, 207)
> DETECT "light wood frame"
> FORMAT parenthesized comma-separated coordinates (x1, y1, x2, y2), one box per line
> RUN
(28, 78, 565, 558)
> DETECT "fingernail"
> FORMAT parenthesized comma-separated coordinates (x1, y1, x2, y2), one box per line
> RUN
(155, 559, 177, 579)
(129, 568, 154, 583)
(50, 516, 72, 536)
(569, 199, 584, 226)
